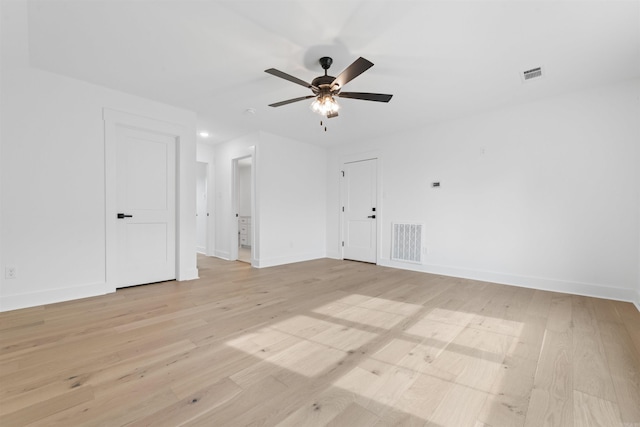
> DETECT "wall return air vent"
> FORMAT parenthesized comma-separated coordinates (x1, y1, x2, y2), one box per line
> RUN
(391, 223, 424, 264)
(521, 66, 543, 82)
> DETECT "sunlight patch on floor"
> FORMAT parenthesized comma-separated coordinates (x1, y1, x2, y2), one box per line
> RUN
(312, 294, 422, 329)
(226, 314, 378, 378)
(226, 295, 528, 425)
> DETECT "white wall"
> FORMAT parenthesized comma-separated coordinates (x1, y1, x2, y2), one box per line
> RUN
(256, 132, 327, 267)
(1, 1, 198, 311)
(328, 78, 640, 303)
(212, 131, 327, 267)
(637, 139, 640, 310)
(196, 161, 208, 253)
(637, 216, 640, 310)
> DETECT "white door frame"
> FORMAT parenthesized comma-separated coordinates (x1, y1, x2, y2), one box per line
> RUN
(197, 148, 215, 257)
(340, 153, 382, 263)
(230, 154, 255, 265)
(103, 108, 194, 292)
(196, 161, 209, 255)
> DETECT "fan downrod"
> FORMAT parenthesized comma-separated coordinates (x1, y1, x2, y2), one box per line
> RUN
(312, 57, 336, 87)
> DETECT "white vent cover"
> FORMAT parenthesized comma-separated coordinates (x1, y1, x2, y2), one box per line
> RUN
(521, 66, 543, 82)
(392, 223, 423, 264)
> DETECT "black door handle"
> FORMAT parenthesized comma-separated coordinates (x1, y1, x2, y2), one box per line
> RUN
(368, 215, 376, 219)
(117, 213, 133, 219)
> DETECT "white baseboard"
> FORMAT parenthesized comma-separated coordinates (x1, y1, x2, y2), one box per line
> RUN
(0, 282, 111, 313)
(5, 258, 635, 313)
(214, 250, 231, 260)
(326, 251, 342, 260)
(177, 268, 199, 281)
(254, 252, 326, 268)
(377, 258, 637, 305)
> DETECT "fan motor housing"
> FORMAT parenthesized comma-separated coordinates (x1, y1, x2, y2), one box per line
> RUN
(312, 56, 339, 94)
(311, 75, 336, 90)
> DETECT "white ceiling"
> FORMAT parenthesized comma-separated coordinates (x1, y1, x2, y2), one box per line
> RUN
(26, 0, 640, 146)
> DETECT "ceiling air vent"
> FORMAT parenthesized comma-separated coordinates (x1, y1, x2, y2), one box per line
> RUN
(521, 66, 543, 82)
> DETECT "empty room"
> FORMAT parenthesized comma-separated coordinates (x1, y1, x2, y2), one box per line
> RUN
(1, 1, 639, 426)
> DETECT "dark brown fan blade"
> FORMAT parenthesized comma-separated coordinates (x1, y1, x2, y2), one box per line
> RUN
(268, 95, 315, 107)
(265, 68, 317, 90)
(331, 57, 374, 89)
(337, 92, 393, 102)
(327, 111, 339, 119)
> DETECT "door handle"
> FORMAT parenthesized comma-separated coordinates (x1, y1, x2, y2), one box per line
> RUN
(368, 215, 376, 219)
(117, 213, 133, 219)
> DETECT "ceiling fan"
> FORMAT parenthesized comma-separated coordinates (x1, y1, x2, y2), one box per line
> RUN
(265, 56, 393, 119)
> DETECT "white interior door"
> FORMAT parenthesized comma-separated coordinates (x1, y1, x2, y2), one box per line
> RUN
(196, 162, 208, 254)
(115, 126, 176, 287)
(342, 159, 377, 263)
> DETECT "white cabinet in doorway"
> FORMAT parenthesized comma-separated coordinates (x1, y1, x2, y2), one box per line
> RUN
(239, 216, 251, 247)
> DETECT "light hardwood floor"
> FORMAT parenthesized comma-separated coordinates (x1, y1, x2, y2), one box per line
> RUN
(1, 256, 639, 426)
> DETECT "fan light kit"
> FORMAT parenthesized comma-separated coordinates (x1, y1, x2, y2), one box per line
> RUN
(265, 56, 393, 131)
(310, 94, 339, 116)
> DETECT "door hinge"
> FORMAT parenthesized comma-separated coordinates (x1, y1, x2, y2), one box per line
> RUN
(342, 241, 344, 247)
(341, 170, 345, 177)
(342, 206, 344, 212)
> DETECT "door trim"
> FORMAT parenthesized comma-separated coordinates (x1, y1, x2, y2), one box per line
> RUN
(103, 109, 192, 292)
(340, 156, 382, 264)
(196, 161, 209, 255)
(230, 154, 255, 265)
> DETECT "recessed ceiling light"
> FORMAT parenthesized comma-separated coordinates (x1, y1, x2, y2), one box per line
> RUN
(199, 131, 210, 138)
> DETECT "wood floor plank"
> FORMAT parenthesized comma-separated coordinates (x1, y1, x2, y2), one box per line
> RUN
(526, 290, 554, 318)
(505, 314, 546, 362)
(0, 386, 95, 426)
(573, 390, 624, 427)
(276, 385, 358, 426)
(598, 320, 640, 424)
(327, 402, 380, 426)
(573, 327, 617, 402)
(591, 298, 624, 324)
(127, 377, 242, 427)
(477, 355, 538, 427)
(615, 301, 640, 357)
(0, 351, 121, 401)
(378, 373, 451, 424)
(30, 386, 177, 426)
(187, 375, 290, 425)
(524, 387, 572, 427)
(526, 328, 574, 426)
(0, 255, 638, 426)
(426, 382, 490, 426)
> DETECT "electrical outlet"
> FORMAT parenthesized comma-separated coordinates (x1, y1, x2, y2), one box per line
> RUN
(5, 267, 16, 279)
